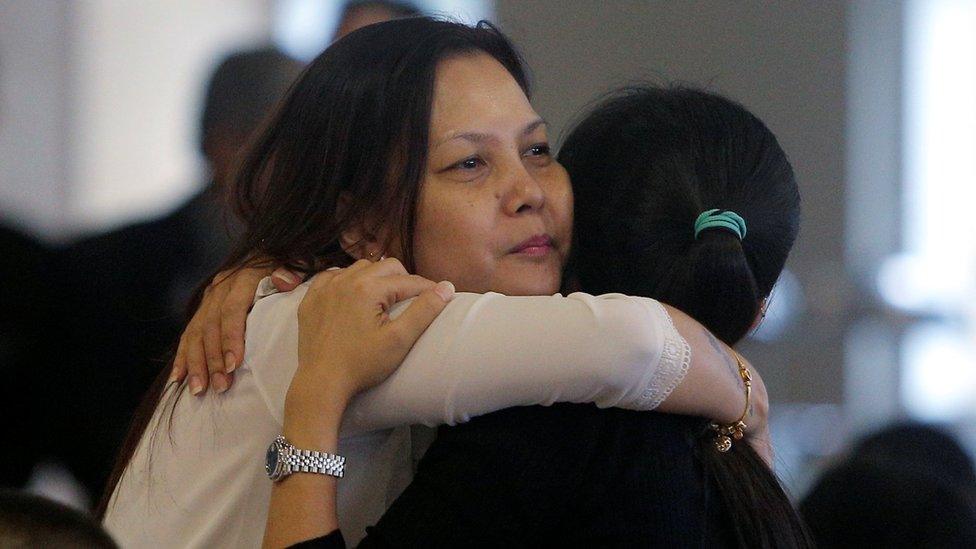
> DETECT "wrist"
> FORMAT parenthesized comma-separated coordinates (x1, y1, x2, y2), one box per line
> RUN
(282, 420, 342, 454)
(283, 375, 352, 451)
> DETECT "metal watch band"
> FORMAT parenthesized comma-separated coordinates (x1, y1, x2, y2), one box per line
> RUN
(284, 447, 345, 478)
(267, 435, 345, 481)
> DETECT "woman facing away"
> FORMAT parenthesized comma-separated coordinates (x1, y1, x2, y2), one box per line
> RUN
(100, 18, 799, 548)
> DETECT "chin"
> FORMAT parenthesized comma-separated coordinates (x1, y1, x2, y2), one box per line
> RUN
(495, 272, 562, 296)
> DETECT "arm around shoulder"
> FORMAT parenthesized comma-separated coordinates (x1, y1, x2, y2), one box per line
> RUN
(342, 291, 690, 433)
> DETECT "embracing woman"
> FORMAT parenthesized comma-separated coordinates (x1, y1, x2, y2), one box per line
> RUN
(102, 18, 805, 548)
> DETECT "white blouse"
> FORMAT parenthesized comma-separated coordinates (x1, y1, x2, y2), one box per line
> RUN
(103, 279, 690, 548)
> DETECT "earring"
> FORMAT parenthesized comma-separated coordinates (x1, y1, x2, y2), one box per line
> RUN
(365, 250, 387, 262)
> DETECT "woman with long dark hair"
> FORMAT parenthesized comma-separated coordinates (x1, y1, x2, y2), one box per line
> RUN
(102, 18, 797, 548)
(265, 86, 811, 546)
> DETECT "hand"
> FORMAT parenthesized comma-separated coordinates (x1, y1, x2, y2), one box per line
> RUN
(744, 364, 773, 466)
(284, 258, 454, 442)
(171, 263, 307, 395)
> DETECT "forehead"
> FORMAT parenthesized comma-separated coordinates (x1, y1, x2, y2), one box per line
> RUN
(430, 53, 537, 136)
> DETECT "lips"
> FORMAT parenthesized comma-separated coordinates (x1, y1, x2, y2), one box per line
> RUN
(511, 234, 554, 256)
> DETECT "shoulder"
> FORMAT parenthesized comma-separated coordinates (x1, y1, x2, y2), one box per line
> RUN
(425, 404, 607, 474)
(240, 281, 311, 424)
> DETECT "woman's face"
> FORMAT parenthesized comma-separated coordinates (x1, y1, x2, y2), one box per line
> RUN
(409, 53, 573, 296)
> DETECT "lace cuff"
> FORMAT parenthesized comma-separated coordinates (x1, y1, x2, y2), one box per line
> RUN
(639, 301, 692, 409)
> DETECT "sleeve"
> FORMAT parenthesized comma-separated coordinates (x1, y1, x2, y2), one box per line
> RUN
(102, 365, 281, 548)
(341, 291, 691, 435)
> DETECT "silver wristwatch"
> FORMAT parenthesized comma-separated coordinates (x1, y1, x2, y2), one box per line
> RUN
(265, 435, 345, 482)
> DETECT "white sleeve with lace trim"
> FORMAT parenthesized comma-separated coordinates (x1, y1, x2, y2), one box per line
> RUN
(340, 291, 691, 435)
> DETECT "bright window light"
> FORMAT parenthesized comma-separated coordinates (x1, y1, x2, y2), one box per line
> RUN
(902, 322, 976, 420)
(896, 0, 976, 420)
(890, 0, 976, 310)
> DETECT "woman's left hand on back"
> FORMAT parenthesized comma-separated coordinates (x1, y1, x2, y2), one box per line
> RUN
(172, 265, 306, 395)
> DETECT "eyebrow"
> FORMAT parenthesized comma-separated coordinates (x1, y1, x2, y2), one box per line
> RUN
(435, 118, 547, 148)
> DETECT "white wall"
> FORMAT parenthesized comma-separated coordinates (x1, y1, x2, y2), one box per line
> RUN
(0, 0, 272, 242)
(0, 1, 74, 240)
(70, 0, 272, 236)
(495, 0, 850, 405)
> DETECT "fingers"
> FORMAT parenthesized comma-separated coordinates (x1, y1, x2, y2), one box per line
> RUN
(170, 338, 188, 383)
(220, 268, 273, 375)
(387, 281, 454, 349)
(368, 256, 408, 276)
(203, 282, 231, 392)
(346, 258, 374, 273)
(186, 326, 209, 395)
(180, 285, 213, 395)
(305, 268, 344, 293)
(378, 274, 440, 309)
(271, 268, 304, 292)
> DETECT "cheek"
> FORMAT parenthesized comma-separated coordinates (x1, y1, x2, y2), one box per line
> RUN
(412, 185, 497, 286)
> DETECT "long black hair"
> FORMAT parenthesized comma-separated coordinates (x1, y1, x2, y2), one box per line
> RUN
(99, 17, 529, 516)
(560, 86, 810, 547)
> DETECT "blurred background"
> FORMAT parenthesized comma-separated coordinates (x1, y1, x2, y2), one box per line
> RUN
(1, 0, 973, 520)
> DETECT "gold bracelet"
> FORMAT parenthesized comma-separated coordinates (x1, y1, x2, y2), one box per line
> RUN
(709, 349, 752, 453)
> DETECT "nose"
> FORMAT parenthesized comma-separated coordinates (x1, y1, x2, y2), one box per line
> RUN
(502, 161, 546, 216)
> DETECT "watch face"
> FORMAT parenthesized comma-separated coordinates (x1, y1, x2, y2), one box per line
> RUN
(266, 441, 280, 479)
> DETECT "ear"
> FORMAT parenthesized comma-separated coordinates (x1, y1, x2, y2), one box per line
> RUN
(338, 192, 386, 260)
(339, 225, 370, 260)
(749, 297, 768, 332)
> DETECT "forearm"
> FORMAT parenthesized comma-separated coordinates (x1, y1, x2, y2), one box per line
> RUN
(654, 305, 757, 423)
(343, 292, 679, 433)
(263, 379, 349, 549)
(341, 293, 759, 433)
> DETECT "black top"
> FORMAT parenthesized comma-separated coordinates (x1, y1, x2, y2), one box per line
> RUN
(294, 404, 734, 548)
(0, 224, 57, 488)
(56, 190, 236, 495)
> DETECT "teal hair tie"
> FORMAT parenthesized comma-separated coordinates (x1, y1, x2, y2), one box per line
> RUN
(694, 209, 747, 240)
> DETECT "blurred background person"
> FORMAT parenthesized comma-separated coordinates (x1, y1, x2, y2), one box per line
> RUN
(0, 46, 61, 493)
(0, 223, 57, 490)
(55, 47, 303, 501)
(333, 0, 421, 41)
(850, 421, 976, 500)
(801, 422, 976, 548)
(0, 489, 118, 548)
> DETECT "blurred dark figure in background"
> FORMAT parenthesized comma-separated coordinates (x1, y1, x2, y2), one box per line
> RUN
(57, 47, 302, 500)
(0, 224, 56, 489)
(851, 421, 976, 498)
(333, 0, 421, 41)
(801, 422, 976, 548)
(0, 50, 57, 490)
(0, 489, 118, 548)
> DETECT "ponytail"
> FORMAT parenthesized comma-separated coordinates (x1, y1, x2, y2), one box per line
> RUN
(695, 424, 813, 547)
(665, 230, 760, 345)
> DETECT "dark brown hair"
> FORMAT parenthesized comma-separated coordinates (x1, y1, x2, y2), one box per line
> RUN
(98, 17, 529, 516)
